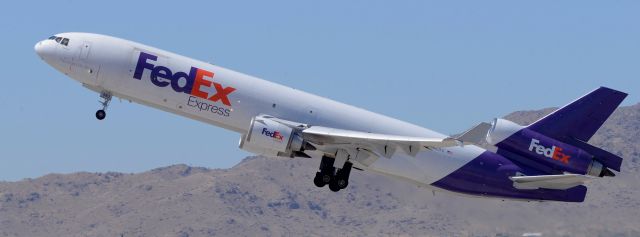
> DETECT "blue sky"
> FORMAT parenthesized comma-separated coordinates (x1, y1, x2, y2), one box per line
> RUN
(1, 1, 638, 181)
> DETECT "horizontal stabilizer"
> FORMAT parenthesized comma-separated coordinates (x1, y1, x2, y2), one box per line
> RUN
(510, 174, 593, 190)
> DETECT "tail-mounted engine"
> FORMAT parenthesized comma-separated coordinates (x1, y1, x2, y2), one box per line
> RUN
(486, 118, 613, 177)
(239, 115, 313, 158)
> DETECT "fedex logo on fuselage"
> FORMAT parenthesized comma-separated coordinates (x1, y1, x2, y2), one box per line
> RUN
(133, 52, 235, 106)
(528, 138, 570, 164)
(261, 128, 284, 141)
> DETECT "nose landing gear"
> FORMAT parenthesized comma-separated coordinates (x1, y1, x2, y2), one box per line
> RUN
(313, 155, 352, 192)
(95, 110, 106, 120)
(95, 92, 111, 120)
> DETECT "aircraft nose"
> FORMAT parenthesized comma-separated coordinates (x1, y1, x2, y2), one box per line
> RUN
(34, 40, 54, 59)
(34, 41, 44, 56)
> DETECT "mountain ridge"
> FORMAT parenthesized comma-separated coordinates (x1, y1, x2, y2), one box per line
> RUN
(1, 104, 639, 237)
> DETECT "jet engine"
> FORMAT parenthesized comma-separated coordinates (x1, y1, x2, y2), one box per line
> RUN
(239, 115, 312, 158)
(486, 118, 612, 177)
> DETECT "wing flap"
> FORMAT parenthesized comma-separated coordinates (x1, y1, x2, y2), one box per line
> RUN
(301, 126, 460, 158)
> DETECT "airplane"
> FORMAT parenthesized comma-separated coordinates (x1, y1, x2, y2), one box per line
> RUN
(35, 32, 627, 202)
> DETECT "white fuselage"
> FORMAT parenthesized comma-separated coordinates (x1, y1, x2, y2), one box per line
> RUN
(35, 32, 485, 190)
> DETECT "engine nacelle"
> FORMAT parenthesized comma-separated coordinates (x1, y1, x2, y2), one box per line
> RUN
(487, 118, 607, 176)
(239, 115, 306, 158)
(486, 118, 524, 146)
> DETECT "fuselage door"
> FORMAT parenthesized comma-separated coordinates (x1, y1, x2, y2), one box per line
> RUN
(69, 40, 100, 85)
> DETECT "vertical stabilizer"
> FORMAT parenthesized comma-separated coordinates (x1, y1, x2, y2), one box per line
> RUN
(526, 87, 627, 171)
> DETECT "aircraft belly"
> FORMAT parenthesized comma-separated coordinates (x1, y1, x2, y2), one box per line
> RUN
(367, 145, 485, 185)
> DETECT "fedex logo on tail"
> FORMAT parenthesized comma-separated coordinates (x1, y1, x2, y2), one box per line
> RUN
(133, 52, 236, 106)
(528, 139, 570, 164)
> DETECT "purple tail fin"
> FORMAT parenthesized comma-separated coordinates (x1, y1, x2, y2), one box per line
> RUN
(527, 87, 627, 171)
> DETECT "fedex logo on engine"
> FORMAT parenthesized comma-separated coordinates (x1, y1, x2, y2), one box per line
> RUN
(262, 128, 284, 142)
(133, 52, 236, 106)
(528, 139, 570, 164)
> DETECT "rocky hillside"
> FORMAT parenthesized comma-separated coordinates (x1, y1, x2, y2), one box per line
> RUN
(1, 104, 639, 237)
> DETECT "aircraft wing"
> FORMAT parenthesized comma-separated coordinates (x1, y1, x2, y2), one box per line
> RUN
(301, 126, 461, 158)
(510, 174, 593, 190)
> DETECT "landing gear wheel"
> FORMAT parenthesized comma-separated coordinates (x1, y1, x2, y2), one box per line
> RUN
(328, 178, 341, 192)
(336, 162, 352, 189)
(95, 110, 106, 120)
(314, 155, 335, 189)
(96, 91, 112, 120)
(314, 155, 353, 192)
(313, 172, 326, 187)
(321, 173, 331, 183)
(329, 177, 348, 192)
(335, 176, 349, 189)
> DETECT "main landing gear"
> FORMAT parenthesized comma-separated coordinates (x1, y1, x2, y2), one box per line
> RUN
(95, 92, 111, 120)
(314, 155, 353, 192)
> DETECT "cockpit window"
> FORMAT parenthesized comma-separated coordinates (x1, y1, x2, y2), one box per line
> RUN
(48, 36, 70, 46)
(47, 35, 70, 46)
